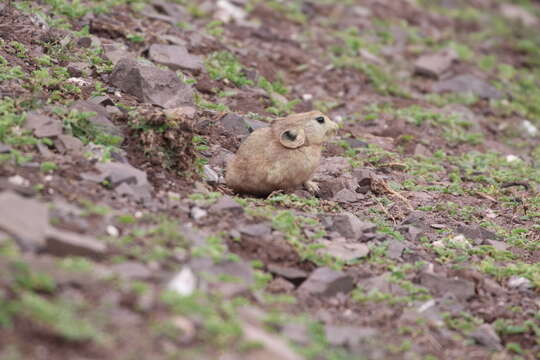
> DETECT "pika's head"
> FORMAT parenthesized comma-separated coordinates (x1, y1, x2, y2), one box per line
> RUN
(272, 111, 338, 149)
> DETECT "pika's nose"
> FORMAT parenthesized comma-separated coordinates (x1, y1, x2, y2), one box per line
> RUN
(327, 120, 339, 136)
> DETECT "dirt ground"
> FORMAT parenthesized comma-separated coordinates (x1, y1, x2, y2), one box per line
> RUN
(0, 0, 539, 359)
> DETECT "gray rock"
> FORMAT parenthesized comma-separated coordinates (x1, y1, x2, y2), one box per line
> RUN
(190, 206, 207, 220)
(239, 223, 272, 237)
(508, 276, 532, 291)
(282, 323, 310, 345)
(433, 74, 503, 100)
(191, 257, 254, 297)
(209, 196, 244, 214)
(148, 44, 203, 73)
(324, 325, 377, 347)
(110, 261, 152, 280)
(267, 264, 308, 280)
(109, 58, 193, 108)
(419, 271, 475, 301)
(318, 239, 370, 261)
(81, 162, 153, 202)
(149, 0, 187, 22)
(470, 324, 503, 351)
(330, 212, 376, 240)
(244, 118, 268, 132)
(241, 322, 303, 360)
(344, 138, 369, 148)
(0, 143, 11, 153)
(298, 267, 354, 297)
(54, 134, 84, 153)
(203, 165, 219, 184)
(67, 62, 92, 77)
(45, 227, 107, 259)
(457, 224, 499, 245)
(413, 143, 432, 157)
(520, 119, 538, 137)
(24, 112, 63, 138)
(102, 42, 131, 65)
(386, 239, 406, 260)
(70, 100, 122, 137)
(414, 49, 457, 78)
(400, 224, 424, 242)
(332, 188, 363, 203)
(220, 113, 252, 136)
(358, 273, 407, 296)
(500, 4, 538, 26)
(484, 239, 509, 252)
(0, 191, 49, 250)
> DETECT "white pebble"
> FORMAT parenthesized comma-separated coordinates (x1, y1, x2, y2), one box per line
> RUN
(506, 155, 520, 163)
(106, 225, 119, 237)
(168, 267, 197, 296)
(8, 175, 29, 187)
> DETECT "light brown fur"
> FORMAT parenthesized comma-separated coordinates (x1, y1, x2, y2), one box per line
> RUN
(225, 111, 338, 196)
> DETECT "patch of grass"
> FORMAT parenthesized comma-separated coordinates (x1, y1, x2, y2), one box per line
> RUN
(57, 108, 122, 147)
(19, 292, 104, 342)
(0, 56, 25, 82)
(205, 51, 253, 87)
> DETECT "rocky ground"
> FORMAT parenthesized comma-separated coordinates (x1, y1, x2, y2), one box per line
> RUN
(0, 0, 539, 359)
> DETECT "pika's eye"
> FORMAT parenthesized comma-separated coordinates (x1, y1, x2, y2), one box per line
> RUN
(315, 116, 325, 124)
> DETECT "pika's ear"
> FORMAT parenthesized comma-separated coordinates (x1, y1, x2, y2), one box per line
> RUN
(279, 127, 305, 149)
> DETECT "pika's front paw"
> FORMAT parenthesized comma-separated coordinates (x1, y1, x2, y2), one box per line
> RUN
(304, 180, 320, 194)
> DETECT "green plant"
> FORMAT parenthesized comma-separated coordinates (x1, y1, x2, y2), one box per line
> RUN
(205, 51, 253, 87)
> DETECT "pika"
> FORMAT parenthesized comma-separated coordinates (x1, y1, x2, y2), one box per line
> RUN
(225, 111, 338, 196)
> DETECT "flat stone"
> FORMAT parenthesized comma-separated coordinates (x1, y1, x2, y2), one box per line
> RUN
(457, 224, 499, 244)
(433, 74, 503, 100)
(102, 42, 131, 65)
(209, 196, 244, 214)
(191, 258, 254, 298)
(298, 267, 354, 297)
(282, 323, 310, 345)
(45, 228, 107, 259)
(24, 112, 63, 138)
(0, 143, 11, 153)
(358, 273, 407, 296)
(414, 48, 457, 79)
(203, 165, 219, 184)
(419, 271, 475, 301)
(413, 143, 431, 157)
(0, 191, 49, 250)
(54, 134, 84, 153)
(110, 261, 152, 280)
(220, 113, 252, 136)
(70, 100, 122, 137)
(239, 223, 272, 237)
(241, 322, 302, 360)
(82, 162, 153, 202)
(324, 325, 378, 347)
(508, 276, 532, 291)
(330, 212, 376, 240)
(484, 239, 509, 252)
(386, 239, 406, 260)
(500, 4, 538, 26)
(244, 118, 268, 132)
(318, 239, 370, 261)
(400, 224, 424, 242)
(67, 62, 92, 77)
(332, 188, 363, 203)
(148, 44, 203, 73)
(109, 58, 193, 108)
(470, 324, 503, 351)
(344, 138, 369, 148)
(267, 264, 308, 280)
